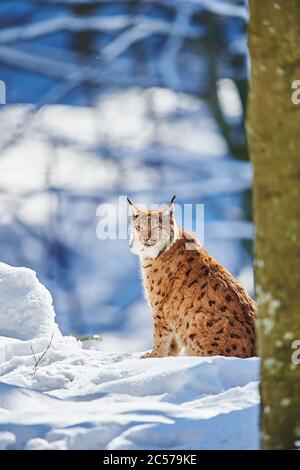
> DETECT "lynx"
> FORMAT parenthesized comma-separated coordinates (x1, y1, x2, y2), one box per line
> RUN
(128, 196, 257, 359)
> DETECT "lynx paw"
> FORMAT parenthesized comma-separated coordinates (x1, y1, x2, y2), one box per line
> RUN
(140, 351, 153, 359)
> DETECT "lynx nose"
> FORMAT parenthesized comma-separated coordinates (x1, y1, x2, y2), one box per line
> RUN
(142, 226, 152, 243)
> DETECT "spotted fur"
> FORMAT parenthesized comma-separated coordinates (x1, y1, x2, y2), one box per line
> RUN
(128, 201, 257, 359)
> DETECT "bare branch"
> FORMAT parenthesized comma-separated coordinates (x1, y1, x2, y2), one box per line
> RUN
(31, 333, 54, 375)
(0, 14, 200, 46)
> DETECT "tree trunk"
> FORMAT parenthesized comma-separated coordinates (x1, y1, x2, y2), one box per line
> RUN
(247, 0, 300, 450)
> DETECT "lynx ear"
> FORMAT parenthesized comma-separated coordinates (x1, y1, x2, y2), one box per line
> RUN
(127, 197, 142, 217)
(169, 195, 176, 205)
(162, 195, 176, 216)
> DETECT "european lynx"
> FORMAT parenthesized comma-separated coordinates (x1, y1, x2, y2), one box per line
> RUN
(128, 197, 257, 359)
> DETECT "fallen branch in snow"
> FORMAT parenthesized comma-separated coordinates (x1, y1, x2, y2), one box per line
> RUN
(31, 333, 54, 375)
(79, 335, 103, 343)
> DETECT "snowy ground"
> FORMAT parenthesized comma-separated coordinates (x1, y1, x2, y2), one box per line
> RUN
(0, 262, 259, 450)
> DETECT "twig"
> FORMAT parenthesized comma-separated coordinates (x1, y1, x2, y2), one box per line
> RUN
(30, 344, 38, 366)
(31, 333, 54, 375)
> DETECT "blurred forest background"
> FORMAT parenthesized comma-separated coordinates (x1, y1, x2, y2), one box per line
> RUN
(0, 0, 253, 352)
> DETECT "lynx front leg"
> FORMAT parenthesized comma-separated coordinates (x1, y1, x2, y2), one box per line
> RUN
(140, 320, 172, 359)
(168, 337, 181, 356)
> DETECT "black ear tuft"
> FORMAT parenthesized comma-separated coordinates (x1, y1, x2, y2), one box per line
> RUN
(170, 195, 176, 205)
(127, 197, 133, 205)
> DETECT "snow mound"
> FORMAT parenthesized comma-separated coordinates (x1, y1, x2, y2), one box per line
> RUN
(0, 262, 259, 450)
(0, 263, 61, 341)
(0, 431, 16, 450)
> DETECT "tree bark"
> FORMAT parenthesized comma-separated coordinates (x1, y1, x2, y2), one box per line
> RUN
(247, 0, 300, 450)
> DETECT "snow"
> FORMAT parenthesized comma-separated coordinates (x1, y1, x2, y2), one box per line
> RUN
(0, 263, 61, 342)
(0, 431, 16, 450)
(0, 262, 260, 450)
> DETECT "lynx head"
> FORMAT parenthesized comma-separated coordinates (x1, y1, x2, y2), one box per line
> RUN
(128, 196, 178, 259)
